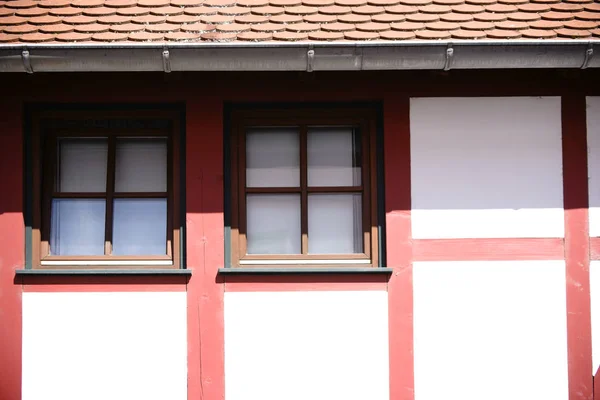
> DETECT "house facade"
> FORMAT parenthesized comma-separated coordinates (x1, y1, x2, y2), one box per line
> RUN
(1, 1, 600, 400)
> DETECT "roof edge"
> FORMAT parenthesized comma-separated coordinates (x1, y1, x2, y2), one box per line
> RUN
(0, 40, 598, 73)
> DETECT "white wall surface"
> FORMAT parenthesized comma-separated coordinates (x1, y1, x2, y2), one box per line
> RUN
(413, 260, 568, 400)
(591, 260, 600, 375)
(224, 291, 389, 400)
(587, 97, 600, 236)
(22, 291, 187, 400)
(410, 97, 564, 239)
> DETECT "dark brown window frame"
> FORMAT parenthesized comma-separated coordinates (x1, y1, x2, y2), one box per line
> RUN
(230, 107, 379, 268)
(31, 109, 181, 270)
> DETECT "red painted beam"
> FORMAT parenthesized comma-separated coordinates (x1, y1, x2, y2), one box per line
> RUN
(413, 238, 565, 261)
(385, 96, 415, 400)
(562, 94, 593, 400)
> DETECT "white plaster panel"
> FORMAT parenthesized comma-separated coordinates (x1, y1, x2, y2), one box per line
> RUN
(410, 97, 564, 239)
(224, 291, 389, 400)
(22, 292, 187, 400)
(591, 260, 600, 375)
(413, 260, 568, 400)
(587, 97, 600, 236)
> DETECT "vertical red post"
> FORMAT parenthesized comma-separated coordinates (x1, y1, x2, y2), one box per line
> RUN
(0, 100, 24, 400)
(186, 97, 225, 400)
(385, 96, 414, 400)
(562, 94, 593, 400)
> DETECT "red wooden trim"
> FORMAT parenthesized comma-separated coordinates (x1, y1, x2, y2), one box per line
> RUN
(21, 275, 188, 292)
(385, 96, 414, 400)
(0, 101, 23, 400)
(186, 99, 225, 400)
(223, 274, 388, 292)
(413, 238, 565, 261)
(562, 94, 593, 400)
(589, 237, 600, 260)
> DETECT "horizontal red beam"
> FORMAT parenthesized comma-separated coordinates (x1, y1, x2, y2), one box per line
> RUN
(412, 238, 565, 261)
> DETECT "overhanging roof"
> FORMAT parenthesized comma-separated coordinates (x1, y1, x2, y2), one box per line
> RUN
(0, 39, 597, 73)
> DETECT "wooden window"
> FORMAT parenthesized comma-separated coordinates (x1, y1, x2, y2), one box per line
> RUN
(31, 110, 181, 269)
(230, 107, 378, 268)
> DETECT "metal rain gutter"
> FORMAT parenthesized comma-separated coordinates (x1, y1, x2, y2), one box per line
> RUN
(0, 40, 597, 73)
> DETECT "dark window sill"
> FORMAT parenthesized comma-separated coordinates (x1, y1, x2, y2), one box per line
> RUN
(15, 269, 192, 276)
(218, 267, 393, 275)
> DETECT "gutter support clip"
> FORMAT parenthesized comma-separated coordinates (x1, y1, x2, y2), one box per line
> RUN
(162, 47, 171, 73)
(581, 43, 593, 69)
(307, 45, 315, 73)
(443, 44, 454, 71)
(22, 50, 33, 74)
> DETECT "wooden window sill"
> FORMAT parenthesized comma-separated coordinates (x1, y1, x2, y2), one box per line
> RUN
(218, 267, 393, 275)
(15, 269, 192, 276)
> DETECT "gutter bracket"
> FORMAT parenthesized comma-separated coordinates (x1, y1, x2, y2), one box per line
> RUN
(162, 47, 171, 73)
(443, 44, 454, 71)
(581, 43, 593, 69)
(306, 45, 315, 73)
(21, 49, 33, 74)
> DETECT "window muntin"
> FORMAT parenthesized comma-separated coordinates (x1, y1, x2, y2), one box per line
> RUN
(231, 108, 378, 268)
(33, 111, 180, 269)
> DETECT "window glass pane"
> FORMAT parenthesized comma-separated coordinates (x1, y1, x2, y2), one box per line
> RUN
(57, 138, 108, 192)
(115, 138, 167, 192)
(247, 194, 301, 254)
(308, 193, 363, 254)
(50, 199, 106, 256)
(246, 128, 300, 188)
(112, 199, 167, 256)
(307, 128, 361, 187)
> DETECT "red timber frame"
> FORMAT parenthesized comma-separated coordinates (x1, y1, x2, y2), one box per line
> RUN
(1, 70, 599, 400)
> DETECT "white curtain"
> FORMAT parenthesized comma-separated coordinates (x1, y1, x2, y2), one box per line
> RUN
(246, 128, 299, 188)
(50, 199, 106, 255)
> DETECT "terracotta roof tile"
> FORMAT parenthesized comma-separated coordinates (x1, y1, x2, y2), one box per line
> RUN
(15, 7, 47, 17)
(555, 27, 591, 37)
(20, 31, 55, 41)
(440, 12, 472, 21)
(39, 22, 75, 32)
(55, 31, 92, 40)
(116, 7, 151, 15)
(337, 12, 371, 22)
(371, 12, 405, 21)
(390, 20, 424, 29)
(322, 21, 355, 30)
(74, 23, 109, 32)
(49, 6, 85, 15)
(308, 29, 343, 38)
(0, 0, 596, 43)
(4, 23, 38, 33)
(473, 11, 509, 21)
(451, 27, 486, 36)
(217, 22, 250, 31)
(379, 28, 415, 37)
(272, 30, 309, 39)
(238, 30, 272, 40)
(128, 30, 164, 40)
(426, 19, 459, 29)
(167, 13, 202, 22)
(200, 30, 236, 40)
(485, 27, 521, 36)
(353, 5, 385, 13)
(180, 22, 215, 31)
(344, 29, 379, 38)
(164, 31, 201, 40)
(109, 22, 144, 32)
(406, 11, 439, 20)
(415, 28, 451, 37)
(219, 6, 252, 14)
(521, 27, 557, 36)
(303, 12, 336, 21)
(270, 12, 303, 21)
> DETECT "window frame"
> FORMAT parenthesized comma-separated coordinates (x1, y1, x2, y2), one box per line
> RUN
(229, 107, 379, 269)
(31, 109, 181, 270)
